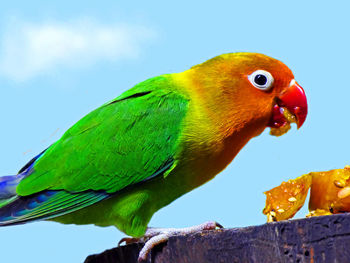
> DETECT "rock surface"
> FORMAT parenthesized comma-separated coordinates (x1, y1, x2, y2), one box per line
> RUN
(84, 213, 350, 263)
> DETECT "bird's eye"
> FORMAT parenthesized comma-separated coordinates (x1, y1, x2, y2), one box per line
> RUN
(248, 70, 274, 91)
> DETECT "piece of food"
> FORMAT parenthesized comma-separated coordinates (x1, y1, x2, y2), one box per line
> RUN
(308, 166, 350, 216)
(263, 174, 312, 222)
(263, 165, 350, 222)
(269, 107, 297, 137)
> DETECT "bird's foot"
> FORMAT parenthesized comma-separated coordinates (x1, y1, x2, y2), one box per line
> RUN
(135, 221, 223, 262)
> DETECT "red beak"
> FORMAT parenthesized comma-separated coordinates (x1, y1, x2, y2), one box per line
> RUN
(268, 81, 308, 129)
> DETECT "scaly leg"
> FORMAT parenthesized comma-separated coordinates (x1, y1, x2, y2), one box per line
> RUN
(119, 221, 223, 262)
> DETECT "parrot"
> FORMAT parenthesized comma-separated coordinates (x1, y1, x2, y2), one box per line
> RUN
(0, 52, 307, 261)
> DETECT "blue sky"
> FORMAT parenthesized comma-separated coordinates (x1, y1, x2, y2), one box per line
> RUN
(1, 1, 350, 262)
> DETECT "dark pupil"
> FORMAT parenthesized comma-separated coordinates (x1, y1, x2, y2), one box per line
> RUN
(254, 74, 267, 86)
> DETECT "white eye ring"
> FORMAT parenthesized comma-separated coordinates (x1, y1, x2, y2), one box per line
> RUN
(248, 70, 274, 91)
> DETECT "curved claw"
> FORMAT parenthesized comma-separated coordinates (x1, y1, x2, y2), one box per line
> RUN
(215, 222, 224, 229)
(118, 237, 141, 246)
(202, 221, 224, 230)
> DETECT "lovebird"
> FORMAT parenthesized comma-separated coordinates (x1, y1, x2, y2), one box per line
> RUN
(0, 53, 307, 261)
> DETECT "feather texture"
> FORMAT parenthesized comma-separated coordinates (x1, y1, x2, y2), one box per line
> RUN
(0, 190, 110, 225)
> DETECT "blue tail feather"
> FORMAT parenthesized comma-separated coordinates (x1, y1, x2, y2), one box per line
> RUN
(0, 149, 48, 202)
(0, 148, 111, 226)
(0, 190, 110, 225)
(0, 174, 25, 199)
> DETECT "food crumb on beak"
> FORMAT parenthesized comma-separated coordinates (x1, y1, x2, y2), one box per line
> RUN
(269, 107, 296, 136)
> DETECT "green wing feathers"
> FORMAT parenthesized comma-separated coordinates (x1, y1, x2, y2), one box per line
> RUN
(17, 75, 189, 196)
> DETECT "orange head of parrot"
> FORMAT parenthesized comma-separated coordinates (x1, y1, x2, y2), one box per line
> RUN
(189, 52, 308, 137)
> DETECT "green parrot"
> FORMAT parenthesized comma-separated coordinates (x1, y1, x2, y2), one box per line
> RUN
(0, 53, 307, 261)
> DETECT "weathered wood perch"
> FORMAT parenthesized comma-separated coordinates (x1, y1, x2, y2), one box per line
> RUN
(84, 213, 350, 263)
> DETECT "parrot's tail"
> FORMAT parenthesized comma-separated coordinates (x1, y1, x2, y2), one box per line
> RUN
(0, 148, 110, 226)
(0, 174, 24, 208)
(0, 148, 46, 209)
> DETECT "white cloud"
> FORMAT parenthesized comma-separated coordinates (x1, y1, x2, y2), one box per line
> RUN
(0, 18, 156, 81)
